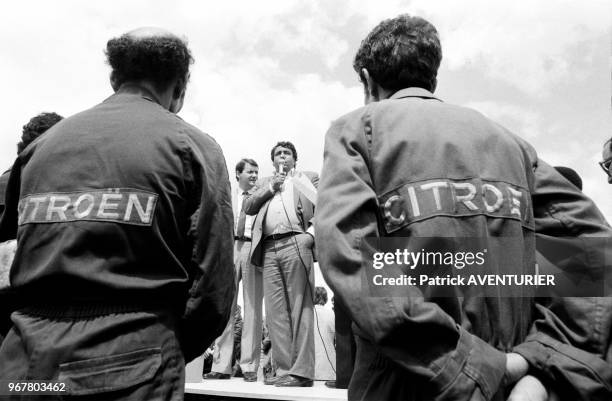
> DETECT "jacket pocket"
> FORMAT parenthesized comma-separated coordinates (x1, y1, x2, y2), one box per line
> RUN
(59, 347, 161, 395)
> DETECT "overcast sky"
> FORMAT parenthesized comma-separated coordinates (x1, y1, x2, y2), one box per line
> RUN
(1, 1, 610, 222)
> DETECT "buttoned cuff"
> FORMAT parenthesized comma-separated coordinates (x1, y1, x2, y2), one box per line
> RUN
(513, 332, 612, 379)
(512, 338, 549, 372)
(429, 328, 506, 400)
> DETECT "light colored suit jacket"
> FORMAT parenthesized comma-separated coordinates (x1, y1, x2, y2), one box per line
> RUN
(244, 171, 318, 267)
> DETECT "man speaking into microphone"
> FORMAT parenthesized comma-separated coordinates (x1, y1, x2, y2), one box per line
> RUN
(244, 141, 318, 387)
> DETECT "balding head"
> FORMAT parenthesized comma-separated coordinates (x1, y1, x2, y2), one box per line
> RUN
(105, 27, 193, 95)
(125, 26, 179, 40)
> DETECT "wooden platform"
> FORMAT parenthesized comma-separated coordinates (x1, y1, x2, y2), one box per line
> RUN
(185, 378, 347, 401)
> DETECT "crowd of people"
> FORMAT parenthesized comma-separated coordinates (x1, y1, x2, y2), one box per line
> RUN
(0, 13, 611, 401)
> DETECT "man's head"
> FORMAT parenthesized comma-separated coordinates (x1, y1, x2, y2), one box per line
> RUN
(601, 139, 612, 184)
(314, 287, 328, 306)
(353, 14, 442, 104)
(235, 158, 259, 191)
(270, 141, 298, 172)
(105, 27, 194, 113)
(18, 112, 64, 154)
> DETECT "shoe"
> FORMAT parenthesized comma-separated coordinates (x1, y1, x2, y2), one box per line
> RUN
(264, 375, 285, 385)
(274, 374, 313, 387)
(324, 380, 336, 388)
(243, 372, 257, 382)
(203, 371, 230, 379)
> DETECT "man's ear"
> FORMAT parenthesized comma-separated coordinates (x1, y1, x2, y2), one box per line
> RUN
(110, 72, 120, 92)
(361, 68, 379, 104)
(431, 77, 437, 93)
(172, 77, 186, 100)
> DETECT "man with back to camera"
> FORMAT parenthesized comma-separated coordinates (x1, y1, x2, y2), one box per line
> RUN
(0, 112, 64, 346)
(244, 141, 318, 387)
(316, 14, 612, 401)
(204, 158, 263, 382)
(0, 27, 235, 400)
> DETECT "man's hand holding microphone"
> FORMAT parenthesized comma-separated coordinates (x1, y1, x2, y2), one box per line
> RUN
(272, 159, 286, 192)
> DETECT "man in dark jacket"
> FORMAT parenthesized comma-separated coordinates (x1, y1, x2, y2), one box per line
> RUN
(0, 112, 63, 346)
(0, 27, 235, 400)
(316, 14, 611, 401)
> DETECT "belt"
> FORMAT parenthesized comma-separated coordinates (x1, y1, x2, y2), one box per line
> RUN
(265, 232, 298, 241)
(234, 236, 251, 242)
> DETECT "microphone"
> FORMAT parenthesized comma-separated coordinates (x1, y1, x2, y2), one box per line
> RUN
(274, 160, 286, 192)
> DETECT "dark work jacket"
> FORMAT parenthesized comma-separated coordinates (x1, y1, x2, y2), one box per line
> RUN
(0, 85, 235, 362)
(316, 88, 612, 400)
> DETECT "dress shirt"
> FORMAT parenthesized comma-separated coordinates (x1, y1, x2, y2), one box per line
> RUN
(233, 186, 254, 239)
(263, 170, 301, 236)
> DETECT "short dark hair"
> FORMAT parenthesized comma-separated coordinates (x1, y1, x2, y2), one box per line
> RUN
(270, 141, 298, 162)
(105, 34, 194, 91)
(353, 14, 442, 93)
(18, 112, 64, 154)
(235, 158, 258, 181)
(314, 287, 328, 306)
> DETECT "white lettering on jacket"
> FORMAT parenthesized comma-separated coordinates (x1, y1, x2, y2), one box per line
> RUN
(18, 188, 158, 226)
(379, 178, 531, 233)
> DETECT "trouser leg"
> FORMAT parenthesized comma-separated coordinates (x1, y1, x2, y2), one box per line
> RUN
(263, 242, 292, 377)
(211, 241, 242, 374)
(239, 242, 263, 374)
(279, 234, 315, 379)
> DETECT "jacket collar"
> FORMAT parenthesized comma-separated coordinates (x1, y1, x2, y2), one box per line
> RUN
(389, 87, 442, 102)
(115, 84, 163, 106)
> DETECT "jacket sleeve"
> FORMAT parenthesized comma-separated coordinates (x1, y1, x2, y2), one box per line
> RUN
(307, 171, 319, 189)
(178, 135, 236, 363)
(315, 114, 506, 401)
(244, 178, 274, 216)
(513, 158, 612, 401)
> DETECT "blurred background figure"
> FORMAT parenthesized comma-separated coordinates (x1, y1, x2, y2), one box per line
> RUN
(313, 286, 336, 383)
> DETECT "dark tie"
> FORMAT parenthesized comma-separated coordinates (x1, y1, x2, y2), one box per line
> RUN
(236, 192, 248, 238)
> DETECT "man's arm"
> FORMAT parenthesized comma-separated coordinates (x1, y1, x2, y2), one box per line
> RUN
(316, 114, 506, 401)
(179, 135, 236, 363)
(243, 177, 275, 215)
(512, 158, 612, 401)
